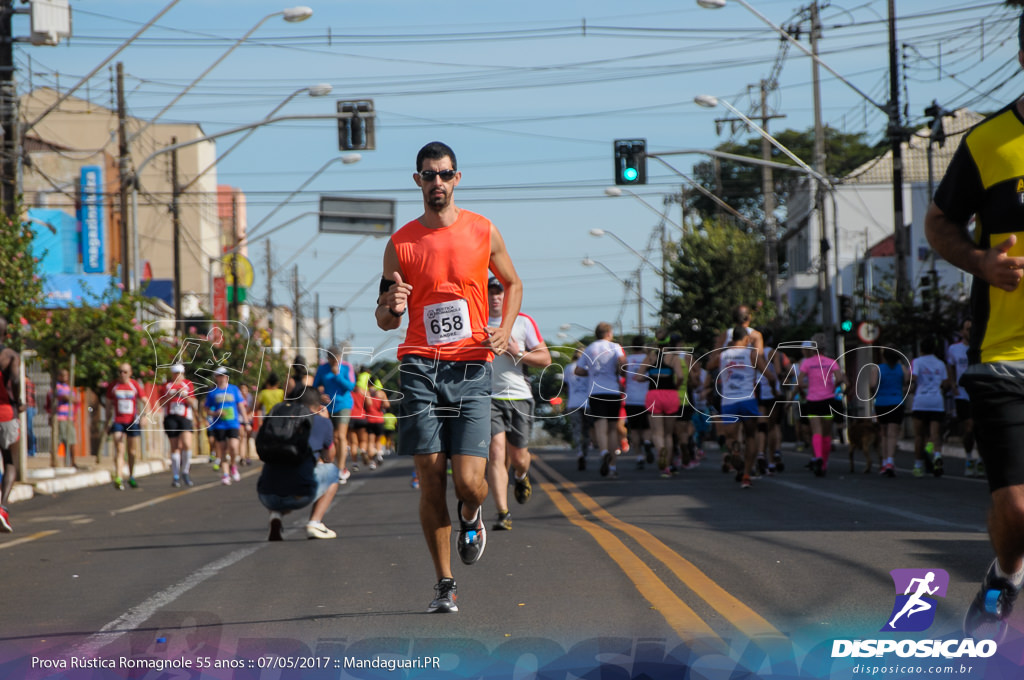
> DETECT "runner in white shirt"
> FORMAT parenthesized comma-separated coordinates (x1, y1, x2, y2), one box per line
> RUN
(486, 277, 551, 530)
(564, 349, 592, 470)
(623, 335, 654, 470)
(946, 319, 979, 476)
(911, 335, 952, 478)
(575, 322, 626, 478)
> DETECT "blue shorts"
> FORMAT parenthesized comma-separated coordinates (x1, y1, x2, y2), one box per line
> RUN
(720, 399, 761, 419)
(258, 462, 339, 513)
(110, 421, 142, 437)
(397, 355, 492, 458)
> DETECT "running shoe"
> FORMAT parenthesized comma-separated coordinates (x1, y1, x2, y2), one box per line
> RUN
(0, 506, 12, 533)
(932, 454, 944, 478)
(339, 468, 352, 484)
(599, 451, 611, 477)
(428, 577, 458, 613)
(812, 457, 825, 478)
(772, 451, 784, 473)
(306, 521, 337, 539)
(113, 476, 125, 490)
(268, 513, 283, 541)
(976, 460, 986, 478)
(493, 512, 512, 531)
(741, 474, 752, 489)
(172, 476, 181, 488)
(456, 501, 486, 565)
(513, 474, 532, 504)
(231, 465, 241, 482)
(756, 455, 767, 476)
(369, 462, 377, 471)
(964, 560, 1019, 643)
(659, 467, 673, 479)
(577, 455, 586, 471)
(374, 453, 384, 465)
(643, 440, 655, 464)
(128, 477, 138, 489)
(880, 462, 896, 478)
(965, 459, 975, 477)
(221, 475, 232, 486)
(182, 473, 194, 487)
(212, 461, 221, 472)
(912, 465, 924, 478)
(410, 475, 420, 489)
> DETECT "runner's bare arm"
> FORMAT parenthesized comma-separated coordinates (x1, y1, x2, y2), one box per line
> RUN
(486, 224, 522, 354)
(376, 240, 411, 331)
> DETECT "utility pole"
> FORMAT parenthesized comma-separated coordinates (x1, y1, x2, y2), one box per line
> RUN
(809, 1, 832, 338)
(170, 138, 183, 337)
(888, 0, 908, 302)
(292, 265, 301, 348)
(0, 1, 17, 217)
(314, 293, 321, 353)
(116, 63, 132, 290)
(759, 80, 782, 312)
(230, 193, 240, 322)
(265, 239, 274, 345)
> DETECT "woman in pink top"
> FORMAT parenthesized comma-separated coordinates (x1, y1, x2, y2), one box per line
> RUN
(798, 338, 847, 476)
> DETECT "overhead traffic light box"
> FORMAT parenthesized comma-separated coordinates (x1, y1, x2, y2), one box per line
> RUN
(613, 139, 647, 185)
(337, 100, 376, 151)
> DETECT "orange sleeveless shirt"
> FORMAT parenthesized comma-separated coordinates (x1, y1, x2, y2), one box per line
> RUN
(393, 209, 494, 362)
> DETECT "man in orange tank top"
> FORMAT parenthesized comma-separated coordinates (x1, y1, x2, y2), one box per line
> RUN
(376, 141, 522, 613)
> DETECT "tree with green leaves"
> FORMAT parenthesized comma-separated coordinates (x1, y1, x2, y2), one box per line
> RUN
(661, 221, 774, 352)
(688, 126, 884, 225)
(0, 210, 45, 346)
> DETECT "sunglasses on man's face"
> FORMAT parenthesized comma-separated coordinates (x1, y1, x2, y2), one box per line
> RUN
(418, 169, 456, 182)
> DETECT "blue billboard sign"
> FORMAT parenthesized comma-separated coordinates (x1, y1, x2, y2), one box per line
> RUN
(79, 166, 104, 273)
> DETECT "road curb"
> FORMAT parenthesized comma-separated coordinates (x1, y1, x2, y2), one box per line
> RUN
(17, 460, 170, 499)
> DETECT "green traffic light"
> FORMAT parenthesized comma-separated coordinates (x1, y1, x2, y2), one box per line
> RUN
(841, 320, 853, 333)
(623, 167, 638, 182)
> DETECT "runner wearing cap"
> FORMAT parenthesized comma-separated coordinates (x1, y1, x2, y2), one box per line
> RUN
(486, 275, 551, 530)
(204, 366, 249, 486)
(158, 364, 198, 487)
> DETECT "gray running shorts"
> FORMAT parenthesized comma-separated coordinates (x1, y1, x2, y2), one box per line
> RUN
(490, 398, 534, 448)
(397, 355, 492, 458)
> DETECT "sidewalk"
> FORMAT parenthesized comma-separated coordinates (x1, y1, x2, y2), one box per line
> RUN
(8, 451, 170, 504)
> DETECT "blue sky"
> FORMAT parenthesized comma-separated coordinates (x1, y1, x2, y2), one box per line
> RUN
(17, 0, 1021, 356)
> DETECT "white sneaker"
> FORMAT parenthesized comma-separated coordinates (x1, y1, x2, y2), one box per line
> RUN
(339, 468, 351, 484)
(221, 475, 231, 486)
(306, 521, 337, 539)
(231, 465, 241, 482)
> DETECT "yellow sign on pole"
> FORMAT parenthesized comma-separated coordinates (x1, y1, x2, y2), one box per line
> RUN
(222, 253, 254, 288)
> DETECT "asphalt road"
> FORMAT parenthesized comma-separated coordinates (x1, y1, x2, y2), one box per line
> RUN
(0, 444, 1011, 679)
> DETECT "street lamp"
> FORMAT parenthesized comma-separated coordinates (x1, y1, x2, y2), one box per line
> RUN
(129, 7, 314, 144)
(581, 257, 659, 336)
(695, 93, 836, 326)
(696, 0, 910, 300)
(248, 153, 362, 239)
(603, 187, 684, 233)
(589, 228, 666, 277)
(179, 83, 333, 194)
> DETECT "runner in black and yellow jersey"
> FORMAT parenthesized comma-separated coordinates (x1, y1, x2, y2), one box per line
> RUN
(925, 13, 1024, 641)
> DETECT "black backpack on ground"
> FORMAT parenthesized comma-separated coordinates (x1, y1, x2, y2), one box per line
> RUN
(255, 400, 314, 466)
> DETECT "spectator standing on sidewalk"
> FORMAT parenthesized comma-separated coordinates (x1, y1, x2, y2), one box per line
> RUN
(0, 316, 23, 532)
(47, 369, 78, 468)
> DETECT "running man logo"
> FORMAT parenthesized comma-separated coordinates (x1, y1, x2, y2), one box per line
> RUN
(882, 568, 949, 632)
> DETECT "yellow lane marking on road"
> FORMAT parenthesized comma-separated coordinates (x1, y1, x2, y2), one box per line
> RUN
(0, 529, 59, 550)
(533, 456, 783, 643)
(539, 479, 725, 652)
(112, 468, 261, 515)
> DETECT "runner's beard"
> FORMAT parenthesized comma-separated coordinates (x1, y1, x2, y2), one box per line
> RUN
(426, 188, 450, 211)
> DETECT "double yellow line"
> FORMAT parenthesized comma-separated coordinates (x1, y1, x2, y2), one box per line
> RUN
(531, 456, 783, 653)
